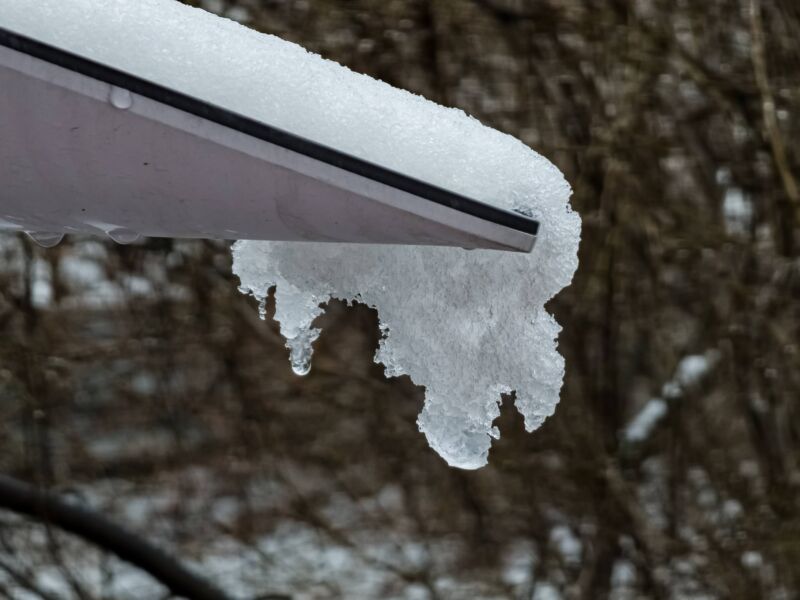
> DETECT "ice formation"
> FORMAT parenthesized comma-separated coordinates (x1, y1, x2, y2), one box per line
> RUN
(233, 211, 580, 470)
(1, 0, 581, 468)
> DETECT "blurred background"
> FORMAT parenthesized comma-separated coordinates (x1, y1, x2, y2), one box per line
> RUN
(1, 0, 799, 598)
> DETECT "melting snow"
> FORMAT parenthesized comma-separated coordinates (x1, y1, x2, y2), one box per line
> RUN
(1, 0, 581, 468)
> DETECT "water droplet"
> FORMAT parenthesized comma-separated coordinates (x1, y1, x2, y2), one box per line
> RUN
(25, 231, 64, 248)
(107, 228, 140, 244)
(290, 346, 312, 376)
(286, 328, 319, 377)
(109, 87, 133, 110)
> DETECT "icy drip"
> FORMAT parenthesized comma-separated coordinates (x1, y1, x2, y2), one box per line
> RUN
(107, 228, 141, 245)
(25, 232, 64, 248)
(108, 86, 133, 110)
(248, 280, 327, 377)
(287, 328, 320, 376)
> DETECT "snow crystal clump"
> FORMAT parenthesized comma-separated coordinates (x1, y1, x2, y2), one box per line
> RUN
(2, 0, 581, 468)
(231, 91, 580, 470)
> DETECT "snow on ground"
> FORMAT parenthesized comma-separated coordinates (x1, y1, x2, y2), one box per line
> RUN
(0, 452, 758, 600)
(0, 468, 558, 600)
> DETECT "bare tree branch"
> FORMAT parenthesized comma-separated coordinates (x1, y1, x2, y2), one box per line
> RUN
(749, 0, 800, 255)
(0, 474, 236, 600)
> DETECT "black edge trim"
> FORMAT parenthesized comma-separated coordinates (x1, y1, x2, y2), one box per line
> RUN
(0, 26, 539, 237)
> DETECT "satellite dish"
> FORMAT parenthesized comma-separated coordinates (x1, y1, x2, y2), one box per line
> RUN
(0, 28, 538, 252)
